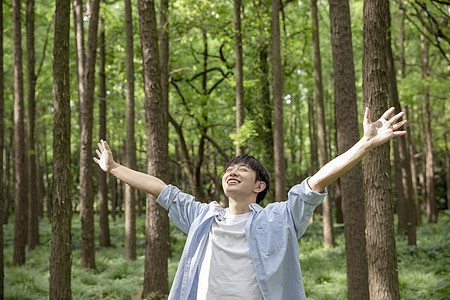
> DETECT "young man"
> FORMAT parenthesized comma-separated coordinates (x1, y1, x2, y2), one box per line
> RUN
(94, 107, 407, 299)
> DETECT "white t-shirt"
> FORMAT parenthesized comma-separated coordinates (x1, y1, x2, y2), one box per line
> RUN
(197, 210, 263, 300)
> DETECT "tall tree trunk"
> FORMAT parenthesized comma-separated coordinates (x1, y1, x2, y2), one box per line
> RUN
(329, 0, 369, 298)
(398, 10, 421, 225)
(49, 0, 72, 296)
(44, 121, 52, 219)
(234, 0, 245, 156)
(73, 0, 85, 114)
(259, 44, 274, 173)
(98, 2, 110, 248)
(124, 0, 137, 260)
(13, 0, 29, 266)
(420, 34, 437, 224)
(363, 0, 400, 298)
(137, 0, 170, 296)
(80, 0, 100, 269)
(27, 0, 39, 251)
(0, 0, 4, 294)
(443, 105, 450, 210)
(3, 127, 12, 225)
(308, 93, 318, 175)
(271, 0, 286, 202)
(385, 3, 416, 245)
(311, 0, 334, 248)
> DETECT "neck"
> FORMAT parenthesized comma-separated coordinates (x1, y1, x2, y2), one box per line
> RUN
(228, 197, 254, 215)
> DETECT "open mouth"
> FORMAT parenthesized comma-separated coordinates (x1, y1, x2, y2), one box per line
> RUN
(227, 178, 241, 184)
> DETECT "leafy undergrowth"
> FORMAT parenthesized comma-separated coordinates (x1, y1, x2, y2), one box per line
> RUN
(3, 211, 449, 299)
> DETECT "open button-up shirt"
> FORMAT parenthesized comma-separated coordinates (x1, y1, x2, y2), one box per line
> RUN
(157, 178, 326, 300)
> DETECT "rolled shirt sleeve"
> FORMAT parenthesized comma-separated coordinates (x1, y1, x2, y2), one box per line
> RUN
(287, 177, 327, 239)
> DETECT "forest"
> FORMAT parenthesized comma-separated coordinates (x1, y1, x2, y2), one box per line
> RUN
(1, 0, 449, 299)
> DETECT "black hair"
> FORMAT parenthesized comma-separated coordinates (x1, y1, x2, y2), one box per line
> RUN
(225, 155, 270, 204)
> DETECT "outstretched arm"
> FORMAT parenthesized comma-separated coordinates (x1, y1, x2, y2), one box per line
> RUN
(93, 139, 167, 198)
(307, 107, 407, 193)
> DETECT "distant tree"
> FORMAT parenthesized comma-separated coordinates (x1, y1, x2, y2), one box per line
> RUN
(79, 0, 100, 269)
(13, 0, 29, 266)
(49, 0, 72, 297)
(234, 0, 244, 156)
(124, 0, 137, 260)
(0, 0, 4, 295)
(329, 0, 369, 298)
(420, 34, 437, 223)
(73, 0, 85, 114)
(27, 0, 39, 251)
(385, 2, 416, 245)
(137, 0, 170, 296)
(363, 0, 400, 298)
(271, 0, 286, 202)
(311, 0, 334, 247)
(98, 0, 110, 248)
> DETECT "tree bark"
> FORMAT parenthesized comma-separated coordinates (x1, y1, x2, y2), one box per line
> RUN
(329, 0, 369, 298)
(80, 0, 100, 269)
(124, 0, 137, 260)
(27, 0, 39, 251)
(13, 0, 29, 266)
(3, 126, 12, 225)
(420, 34, 437, 224)
(443, 105, 450, 210)
(234, 0, 245, 156)
(363, 0, 400, 298)
(98, 2, 110, 248)
(73, 0, 85, 115)
(311, 0, 334, 248)
(0, 0, 4, 294)
(258, 43, 274, 171)
(271, 0, 286, 202)
(385, 2, 416, 245)
(137, 0, 170, 296)
(49, 0, 72, 297)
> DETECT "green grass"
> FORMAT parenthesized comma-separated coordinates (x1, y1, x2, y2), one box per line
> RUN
(3, 211, 449, 299)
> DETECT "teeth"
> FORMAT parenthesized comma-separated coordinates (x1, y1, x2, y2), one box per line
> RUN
(228, 179, 239, 184)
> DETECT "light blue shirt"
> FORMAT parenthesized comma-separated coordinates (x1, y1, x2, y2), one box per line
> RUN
(157, 178, 326, 300)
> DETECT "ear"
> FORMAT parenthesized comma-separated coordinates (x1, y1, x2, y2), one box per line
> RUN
(253, 181, 266, 193)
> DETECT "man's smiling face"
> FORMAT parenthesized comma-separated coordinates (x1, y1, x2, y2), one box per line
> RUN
(222, 164, 261, 201)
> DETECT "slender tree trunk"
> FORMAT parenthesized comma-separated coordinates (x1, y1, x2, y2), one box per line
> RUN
(420, 34, 437, 224)
(73, 0, 85, 114)
(98, 3, 110, 248)
(311, 0, 334, 247)
(36, 140, 44, 218)
(137, 0, 170, 296)
(3, 127, 12, 225)
(308, 93, 318, 175)
(44, 121, 52, 219)
(0, 0, 4, 294)
(398, 12, 421, 224)
(13, 0, 29, 266)
(27, 0, 39, 251)
(49, 0, 72, 296)
(234, 0, 245, 156)
(80, 0, 100, 269)
(385, 3, 416, 245)
(124, 0, 137, 260)
(363, 0, 400, 298)
(271, 0, 286, 202)
(443, 106, 450, 210)
(329, 0, 369, 298)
